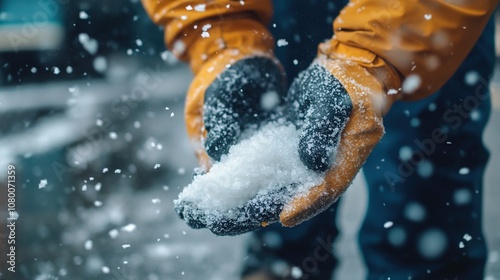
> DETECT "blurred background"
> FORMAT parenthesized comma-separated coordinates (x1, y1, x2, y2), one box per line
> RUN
(0, 1, 499, 279)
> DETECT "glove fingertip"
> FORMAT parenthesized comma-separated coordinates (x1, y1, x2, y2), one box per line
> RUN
(298, 134, 336, 173)
(205, 125, 240, 161)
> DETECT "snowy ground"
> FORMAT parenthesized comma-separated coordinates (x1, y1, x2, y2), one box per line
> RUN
(0, 60, 499, 280)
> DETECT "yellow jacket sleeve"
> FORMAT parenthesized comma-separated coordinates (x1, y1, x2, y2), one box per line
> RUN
(322, 0, 498, 102)
(141, 0, 275, 74)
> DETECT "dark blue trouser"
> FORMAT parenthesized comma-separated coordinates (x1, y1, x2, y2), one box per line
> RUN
(242, 1, 495, 279)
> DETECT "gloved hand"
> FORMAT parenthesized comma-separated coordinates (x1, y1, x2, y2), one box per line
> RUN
(277, 0, 497, 227)
(279, 54, 394, 227)
(183, 43, 288, 175)
(142, 0, 286, 234)
(141, 1, 286, 234)
(141, 0, 284, 169)
(200, 56, 286, 163)
(179, 54, 287, 235)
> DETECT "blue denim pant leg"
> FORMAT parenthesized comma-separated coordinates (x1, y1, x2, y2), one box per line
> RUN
(360, 18, 495, 280)
(241, 1, 347, 279)
(243, 207, 340, 279)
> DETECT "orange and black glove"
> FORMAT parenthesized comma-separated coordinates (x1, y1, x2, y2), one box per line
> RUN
(142, 0, 287, 234)
(141, 0, 285, 170)
(279, 0, 498, 227)
(203, 56, 285, 161)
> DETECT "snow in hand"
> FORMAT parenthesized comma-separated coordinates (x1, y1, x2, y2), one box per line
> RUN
(175, 121, 323, 236)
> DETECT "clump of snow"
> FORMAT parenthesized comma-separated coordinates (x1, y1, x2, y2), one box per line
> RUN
(175, 122, 323, 235)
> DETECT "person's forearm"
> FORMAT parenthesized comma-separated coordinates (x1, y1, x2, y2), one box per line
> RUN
(141, 0, 275, 73)
(324, 0, 497, 101)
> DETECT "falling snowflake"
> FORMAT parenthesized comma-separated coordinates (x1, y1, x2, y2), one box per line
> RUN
(39, 179, 48, 189)
(277, 39, 288, 47)
(121, 224, 137, 232)
(79, 11, 89, 19)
